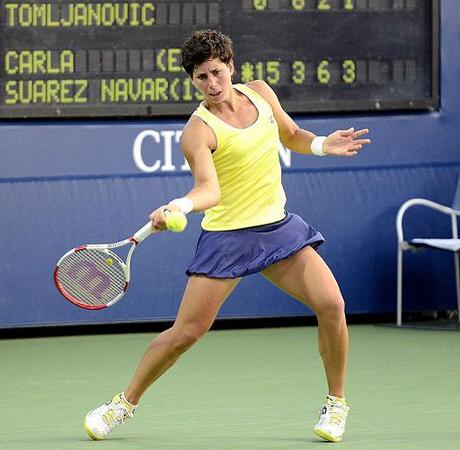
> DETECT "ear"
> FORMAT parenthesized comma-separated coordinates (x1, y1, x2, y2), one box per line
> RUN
(228, 59, 235, 77)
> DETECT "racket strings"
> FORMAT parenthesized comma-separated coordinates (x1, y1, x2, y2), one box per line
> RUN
(56, 249, 127, 307)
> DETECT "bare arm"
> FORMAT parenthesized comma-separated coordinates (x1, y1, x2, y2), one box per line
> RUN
(149, 117, 220, 230)
(248, 80, 315, 154)
(179, 117, 221, 211)
(248, 80, 370, 156)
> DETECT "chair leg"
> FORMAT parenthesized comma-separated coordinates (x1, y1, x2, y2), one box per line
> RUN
(397, 247, 403, 326)
(454, 252, 460, 323)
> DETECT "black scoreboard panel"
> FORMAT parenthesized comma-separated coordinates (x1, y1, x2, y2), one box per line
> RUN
(0, 0, 439, 118)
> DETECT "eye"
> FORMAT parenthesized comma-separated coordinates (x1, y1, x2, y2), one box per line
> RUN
(212, 70, 220, 76)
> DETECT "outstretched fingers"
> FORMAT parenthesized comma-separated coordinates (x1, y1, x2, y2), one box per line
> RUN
(353, 128, 369, 137)
(349, 128, 370, 152)
(353, 138, 371, 146)
(326, 127, 370, 157)
(338, 127, 355, 136)
(352, 129, 371, 147)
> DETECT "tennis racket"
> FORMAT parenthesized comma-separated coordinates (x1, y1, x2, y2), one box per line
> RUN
(54, 210, 184, 310)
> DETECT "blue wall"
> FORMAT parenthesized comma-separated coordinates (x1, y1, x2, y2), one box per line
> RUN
(1, 1, 459, 328)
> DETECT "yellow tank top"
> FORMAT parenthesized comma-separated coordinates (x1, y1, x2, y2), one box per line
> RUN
(192, 83, 286, 231)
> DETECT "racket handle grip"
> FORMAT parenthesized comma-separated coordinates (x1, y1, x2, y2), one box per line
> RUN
(132, 222, 153, 243)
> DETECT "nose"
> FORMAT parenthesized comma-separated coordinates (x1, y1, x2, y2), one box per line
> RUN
(208, 75, 218, 90)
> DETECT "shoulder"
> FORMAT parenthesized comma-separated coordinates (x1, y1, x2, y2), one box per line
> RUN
(244, 80, 281, 112)
(181, 114, 217, 152)
(245, 80, 279, 102)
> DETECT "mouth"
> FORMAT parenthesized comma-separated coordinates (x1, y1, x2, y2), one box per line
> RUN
(209, 91, 222, 99)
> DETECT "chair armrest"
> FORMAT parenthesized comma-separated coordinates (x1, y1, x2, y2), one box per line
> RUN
(396, 198, 460, 243)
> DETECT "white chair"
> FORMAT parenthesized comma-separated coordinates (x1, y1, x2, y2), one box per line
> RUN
(396, 178, 460, 326)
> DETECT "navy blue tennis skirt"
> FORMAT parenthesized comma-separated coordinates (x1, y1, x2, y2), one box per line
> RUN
(185, 213, 324, 279)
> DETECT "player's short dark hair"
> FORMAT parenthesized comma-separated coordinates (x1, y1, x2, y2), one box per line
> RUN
(181, 29, 233, 76)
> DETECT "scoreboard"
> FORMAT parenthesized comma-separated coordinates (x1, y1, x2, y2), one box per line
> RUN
(0, 0, 439, 118)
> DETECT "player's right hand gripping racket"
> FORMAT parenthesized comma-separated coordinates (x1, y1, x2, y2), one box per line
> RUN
(54, 221, 155, 310)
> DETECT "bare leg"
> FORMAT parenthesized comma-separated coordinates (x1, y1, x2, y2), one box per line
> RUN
(124, 275, 240, 405)
(262, 246, 348, 397)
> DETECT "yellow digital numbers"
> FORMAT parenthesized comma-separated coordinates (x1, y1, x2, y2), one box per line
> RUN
(291, 61, 305, 85)
(291, 0, 305, 10)
(240, 61, 280, 86)
(289, 59, 357, 85)
(344, 0, 354, 10)
(182, 78, 204, 101)
(342, 60, 356, 83)
(317, 0, 331, 11)
(317, 60, 331, 84)
(253, 0, 267, 11)
(265, 61, 280, 85)
(290, 0, 355, 11)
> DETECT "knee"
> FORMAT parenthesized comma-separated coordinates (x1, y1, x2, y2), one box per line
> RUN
(315, 294, 345, 321)
(166, 324, 207, 354)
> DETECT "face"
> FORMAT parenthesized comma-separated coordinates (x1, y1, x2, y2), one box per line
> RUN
(192, 58, 234, 104)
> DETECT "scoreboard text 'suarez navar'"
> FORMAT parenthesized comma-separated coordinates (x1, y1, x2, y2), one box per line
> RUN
(0, 0, 439, 118)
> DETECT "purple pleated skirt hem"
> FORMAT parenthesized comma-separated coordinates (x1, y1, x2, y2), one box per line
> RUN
(185, 213, 324, 279)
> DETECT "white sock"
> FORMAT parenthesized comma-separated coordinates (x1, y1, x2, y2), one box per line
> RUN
(327, 394, 346, 403)
(121, 392, 138, 409)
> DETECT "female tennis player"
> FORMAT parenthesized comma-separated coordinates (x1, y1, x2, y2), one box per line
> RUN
(84, 30, 370, 443)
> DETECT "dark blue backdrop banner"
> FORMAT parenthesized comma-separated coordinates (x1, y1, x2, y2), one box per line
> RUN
(1, 1, 459, 328)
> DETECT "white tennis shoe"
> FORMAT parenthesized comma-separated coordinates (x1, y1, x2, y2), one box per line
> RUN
(314, 395, 349, 442)
(84, 392, 136, 440)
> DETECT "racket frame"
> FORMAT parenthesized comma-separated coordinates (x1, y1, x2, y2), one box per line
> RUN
(54, 222, 152, 310)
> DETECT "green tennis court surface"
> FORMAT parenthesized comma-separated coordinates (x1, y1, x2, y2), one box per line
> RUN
(1, 325, 459, 449)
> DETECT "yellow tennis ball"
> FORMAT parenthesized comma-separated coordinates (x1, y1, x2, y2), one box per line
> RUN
(165, 211, 187, 232)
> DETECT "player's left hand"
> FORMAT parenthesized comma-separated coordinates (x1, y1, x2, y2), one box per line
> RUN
(324, 127, 370, 157)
